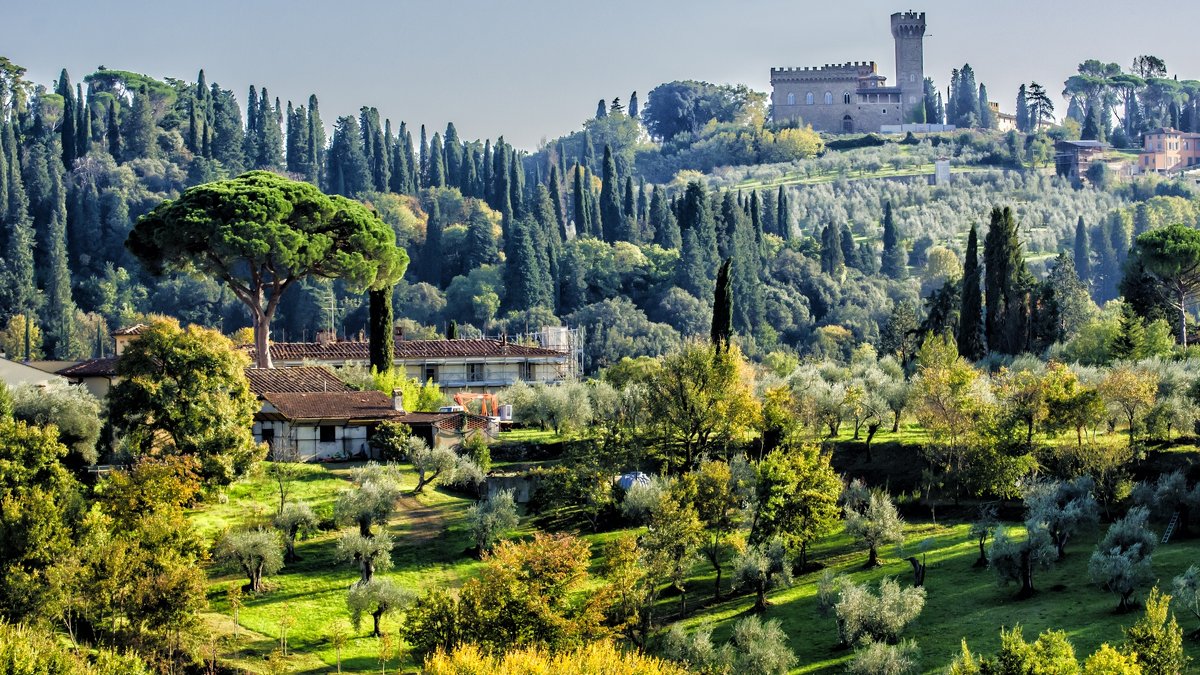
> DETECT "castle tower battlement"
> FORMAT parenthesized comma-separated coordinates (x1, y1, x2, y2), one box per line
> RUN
(891, 10, 926, 113)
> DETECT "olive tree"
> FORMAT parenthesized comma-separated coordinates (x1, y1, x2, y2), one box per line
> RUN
(1172, 565, 1200, 636)
(467, 489, 519, 553)
(733, 538, 793, 613)
(127, 171, 408, 368)
(336, 530, 394, 584)
(11, 382, 102, 466)
(989, 523, 1056, 598)
(1023, 477, 1099, 560)
(347, 578, 415, 637)
(334, 463, 404, 536)
(849, 640, 921, 675)
(845, 490, 905, 568)
(273, 501, 319, 563)
(967, 503, 999, 568)
(1089, 506, 1156, 611)
(216, 529, 284, 593)
(835, 577, 926, 646)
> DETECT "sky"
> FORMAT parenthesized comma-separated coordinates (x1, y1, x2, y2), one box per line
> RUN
(7, 0, 1200, 150)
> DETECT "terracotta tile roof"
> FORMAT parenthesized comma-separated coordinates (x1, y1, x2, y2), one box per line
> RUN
(260, 391, 408, 421)
(111, 324, 151, 336)
(245, 367, 350, 395)
(57, 357, 120, 378)
(254, 338, 565, 362)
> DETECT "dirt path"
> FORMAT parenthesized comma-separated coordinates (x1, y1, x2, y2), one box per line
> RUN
(395, 495, 447, 543)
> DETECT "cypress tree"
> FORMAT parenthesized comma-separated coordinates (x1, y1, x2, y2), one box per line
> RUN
(956, 64, 980, 127)
(718, 192, 743, 259)
(4, 123, 38, 323)
(958, 223, 986, 360)
(650, 186, 680, 249)
(389, 121, 411, 194)
(210, 86, 244, 172)
(581, 128, 595, 170)
(1074, 217, 1091, 288)
(677, 182, 718, 298)
(599, 145, 622, 242)
(572, 163, 588, 238)
(629, 91, 639, 118)
(983, 206, 1029, 355)
(326, 116, 370, 197)
(637, 177, 649, 232)
(840, 225, 859, 270)
(461, 144, 479, 198)
(244, 85, 259, 165)
(1112, 302, 1145, 361)
(106, 99, 121, 159)
(187, 100, 200, 154)
(463, 205, 499, 271)
(588, 169, 602, 238)
(711, 258, 733, 350)
(504, 218, 549, 311)
(41, 158, 74, 358)
(56, 70, 77, 169)
(255, 89, 283, 170)
(285, 101, 306, 174)
(881, 201, 907, 279)
(423, 197, 444, 286)
(533, 183, 561, 309)
(978, 84, 993, 129)
(124, 85, 156, 161)
(946, 70, 959, 127)
(427, 132, 446, 188)
(776, 185, 789, 240)
(368, 288, 394, 375)
(749, 191, 763, 250)
(547, 164, 567, 241)
(305, 95, 325, 184)
(820, 225, 844, 275)
(621, 176, 637, 242)
(75, 83, 90, 160)
(446, 320, 458, 339)
(492, 140, 512, 235)
(509, 152, 525, 221)
(1016, 84, 1030, 133)
(444, 122, 463, 189)
(0, 120, 8, 218)
(759, 189, 777, 238)
(731, 216, 763, 335)
(419, 124, 428, 186)
(596, 99, 607, 119)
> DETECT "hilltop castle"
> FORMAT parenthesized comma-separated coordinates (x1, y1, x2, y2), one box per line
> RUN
(771, 11, 926, 134)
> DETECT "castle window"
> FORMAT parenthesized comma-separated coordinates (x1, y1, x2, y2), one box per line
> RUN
(786, 92, 795, 105)
(824, 91, 833, 105)
(843, 92, 851, 105)
(805, 92, 814, 105)
(910, 73, 916, 82)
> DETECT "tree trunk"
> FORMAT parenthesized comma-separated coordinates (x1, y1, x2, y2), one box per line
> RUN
(372, 608, 383, 637)
(1181, 286, 1189, 348)
(800, 541, 809, 571)
(866, 544, 879, 568)
(678, 585, 687, 617)
(1017, 550, 1035, 598)
(284, 534, 297, 563)
(253, 308, 273, 368)
(362, 557, 375, 584)
(892, 410, 901, 433)
(974, 536, 988, 568)
(865, 423, 880, 460)
(754, 585, 767, 613)
(907, 556, 926, 587)
(713, 564, 722, 601)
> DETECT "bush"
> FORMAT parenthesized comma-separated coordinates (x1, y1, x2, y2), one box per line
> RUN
(619, 475, 667, 524)
(467, 489, 519, 553)
(849, 640, 920, 675)
(835, 578, 926, 646)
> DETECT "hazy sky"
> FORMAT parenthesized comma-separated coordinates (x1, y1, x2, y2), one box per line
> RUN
(8, 0, 1200, 150)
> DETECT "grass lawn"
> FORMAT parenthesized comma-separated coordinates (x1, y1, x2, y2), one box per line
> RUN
(676, 519, 1200, 673)
(194, 462, 489, 673)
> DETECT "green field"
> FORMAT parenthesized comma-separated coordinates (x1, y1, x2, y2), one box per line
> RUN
(192, 447, 1200, 674)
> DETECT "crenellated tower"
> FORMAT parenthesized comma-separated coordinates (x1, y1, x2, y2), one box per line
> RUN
(891, 11, 926, 117)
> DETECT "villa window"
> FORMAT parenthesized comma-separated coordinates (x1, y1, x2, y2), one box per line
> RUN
(843, 92, 851, 105)
(805, 91, 814, 105)
(786, 92, 795, 105)
(468, 363, 485, 382)
(319, 425, 336, 443)
(824, 91, 833, 105)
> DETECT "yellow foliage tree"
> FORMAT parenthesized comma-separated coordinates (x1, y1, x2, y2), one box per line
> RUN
(423, 641, 688, 675)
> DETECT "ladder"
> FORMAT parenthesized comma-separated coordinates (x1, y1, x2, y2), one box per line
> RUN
(1163, 512, 1181, 544)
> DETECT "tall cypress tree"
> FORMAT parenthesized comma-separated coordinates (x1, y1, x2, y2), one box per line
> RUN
(958, 224, 986, 360)
(731, 216, 763, 335)
(3, 123, 38, 324)
(547, 164, 567, 241)
(650, 186, 680, 249)
(255, 89, 283, 169)
(1016, 84, 1030, 133)
(423, 197, 444, 286)
(444, 122, 462, 190)
(124, 85, 156, 161)
(106, 99, 121, 159)
(75, 83, 90, 160)
(820, 225, 844, 275)
(418, 124, 428, 187)
(983, 206, 1029, 355)
(599, 145, 622, 242)
(41, 157, 74, 358)
(509, 152, 524, 221)
(368, 288, 394, 375)
(1074, 216, 1091, 288)
(56, 70, 77, 169)
(776, 185, 789, 240)
(492, 140, 512, 235)
(622, 176, 637, 242)
(840, 225, 859, 270)
(0, 119, 8, 219)
(881, 202, 906, 279)
(427, 132, 446, 188)
(572, 163, 588, 238)
(389, 121, 411, 194)
(326, 116, 370, 197)
(244, 85, 259, 165)
(711, 258, 733, 350)
(629, 91, 639, 118)
(978, 84, 993, 129)
(187, 99, 201, 154)
(677, 182, 718, 298)
(304, 95, 325, 185)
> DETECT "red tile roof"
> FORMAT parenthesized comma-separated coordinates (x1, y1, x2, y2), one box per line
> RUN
(111, 324, 150, 336)
(57, 357, 120, 378)
(260, 391, 409, 421)
(245, 367, 350, 395)
(253, 338, 565, 362)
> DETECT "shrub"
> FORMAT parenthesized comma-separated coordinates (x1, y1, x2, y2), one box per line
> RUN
(467, 489, 519, 553)
(849, 640, 920, 675)
(835, 577, 926, 646)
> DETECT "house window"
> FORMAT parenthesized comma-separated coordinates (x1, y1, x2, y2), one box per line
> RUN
(806, 92, 814, 105)
(520, 362, 535, 382)
(424, 365, 437, 383)
(824, 91, 833, 105)
(843, 92, 851, 105)
(261, 428, 275, 444)
(468, 363, 484, 382)
(320, 425, 336, 443)
(786, 92, 795, 105)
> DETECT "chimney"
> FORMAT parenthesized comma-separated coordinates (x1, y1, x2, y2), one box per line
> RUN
(391, 388, 406, 414)
(394, 324, 406, 342)
(316, 329, 334, 346)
